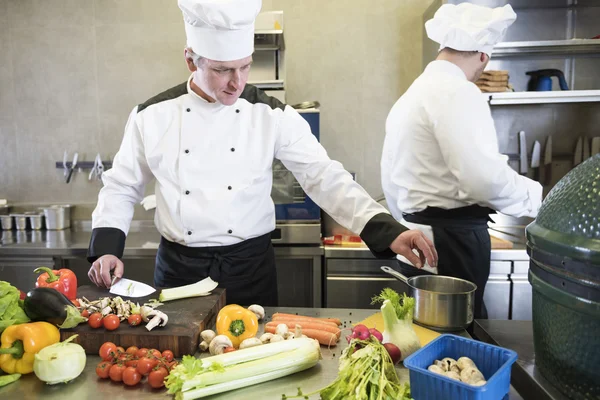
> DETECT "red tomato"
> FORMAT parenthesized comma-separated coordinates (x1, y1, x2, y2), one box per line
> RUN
(103, 314, 120, 331)
(122, 366, 142, 386)
(136, 357, 158, 376)
(148, 349, 161, 359)
(161, 350, 174, 362)
(116, 346, 125, 354)
(88, 312, 103, 329)
(165, 360, 178, 371)
(126, 346, 139, 356)
(81, 309, 90, 318)
(148, 367, 169, 389)
(99, 342, 117, 361)
(128, 314, 142, 326)
(72, 299, 81, 307)
(125, 359, 139, 368)
(136, 348, 149, 358)
(109, 363, 126, 382)
(95, 361, 112, 379)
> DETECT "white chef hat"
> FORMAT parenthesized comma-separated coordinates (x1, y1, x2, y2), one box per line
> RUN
(178, 0, 262, 61)
(425, 3, 517, 56)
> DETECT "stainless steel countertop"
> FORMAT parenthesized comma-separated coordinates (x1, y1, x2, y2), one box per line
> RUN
(0, 307, 524, 400)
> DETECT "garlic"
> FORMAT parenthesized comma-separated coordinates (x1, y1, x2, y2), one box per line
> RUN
(247, 304, 265, 321)
(270, 334, 285, 343)
(427, 365, 446, 375)
(239, 337, 263, 349)
(259, 333, 275, 344)
(209, 335, 233, 355)
(460, 367, 485, 384)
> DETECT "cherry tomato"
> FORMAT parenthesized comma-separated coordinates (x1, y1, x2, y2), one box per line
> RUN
(161, 350, 174, 362)
(109, 363, 126, 382)
(148, 349, 162, 359)
(99, 342, 118, 361)
(165, 360, 178, 371)
(117, 353, 130, 362)
(103, 314, 120, 331)
(125, 359, 139, 368)
(88, 312, 103, 329)
(122, 366, 142, 386)
(126, 346, 139, 356)
(223, 347, 236, 353)
(116, 346, 125, 354)
(81, 309, 90, 318)
(72, 299, 80, 307)
(148, 367, 169, 389)
(136, 348, 149, 358)
(136, 357, 158, 376)
(128, 314, 142, 326)
(96, 361, 112, 379)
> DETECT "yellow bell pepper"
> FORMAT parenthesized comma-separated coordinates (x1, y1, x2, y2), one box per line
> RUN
(0, 321, 60, 374)
(216, 304, 259, 348)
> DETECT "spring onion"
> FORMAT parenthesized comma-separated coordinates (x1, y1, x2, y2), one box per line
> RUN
(166, 337, 321, 400)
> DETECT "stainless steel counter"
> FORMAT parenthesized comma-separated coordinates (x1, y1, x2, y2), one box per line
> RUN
(0, 307, 524, 400)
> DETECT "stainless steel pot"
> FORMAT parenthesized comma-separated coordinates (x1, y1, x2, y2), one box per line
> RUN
(381, 266, 476, 331)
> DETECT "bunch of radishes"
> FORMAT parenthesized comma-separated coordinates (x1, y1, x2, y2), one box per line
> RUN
(347, 324, 402, 365)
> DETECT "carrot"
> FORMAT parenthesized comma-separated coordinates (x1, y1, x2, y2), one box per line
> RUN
(270, 317, 339, 330)
(265, 325, 339, 346)
(266, 321, 341, 337)
(272, 313, 342, 326)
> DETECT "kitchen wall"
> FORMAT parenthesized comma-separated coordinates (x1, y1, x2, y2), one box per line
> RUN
(0, 0, 434, 218)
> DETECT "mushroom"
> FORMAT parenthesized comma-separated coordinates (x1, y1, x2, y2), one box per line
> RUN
(199, 330, 217, 351)
(269, 334, 285, 343)
(239, 338, 263, 349)
(446, 371, 461, 381)
(441, 357, 458, 372)
(275, 323, 289, 337)
(145, 310, 169, 331)
(434, 360, 447, 371)
(209, 335, 233, 355)
(247, 304, 265, 321)
(260, 333, 275, 344)
(140, 305, 154, 322)
(427, 365, 446, 375)
(460, 367, 485, 384)
(457, 357, 477, 371)
(471, 380, 487, 387)
(101, 305, 113, 316)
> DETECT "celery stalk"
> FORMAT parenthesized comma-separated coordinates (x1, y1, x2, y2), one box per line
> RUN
(158, 278, 218, 302)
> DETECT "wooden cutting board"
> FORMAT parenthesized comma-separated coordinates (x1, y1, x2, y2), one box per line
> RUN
(491, 235, 514, 249)
(61, 285, 226, 357)
(357, 312, 441, 347)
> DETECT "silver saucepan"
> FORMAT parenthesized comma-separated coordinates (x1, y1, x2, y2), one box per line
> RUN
(380, 266, 476, 331)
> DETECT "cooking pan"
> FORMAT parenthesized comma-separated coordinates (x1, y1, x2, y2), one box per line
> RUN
(380, 266, 476, 331)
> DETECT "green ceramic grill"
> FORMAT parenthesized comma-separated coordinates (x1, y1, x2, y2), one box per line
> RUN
(526, 154, 600, 400)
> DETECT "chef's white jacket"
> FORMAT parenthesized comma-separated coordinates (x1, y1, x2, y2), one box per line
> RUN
(92, 75, 390, 248)
(381, 60, 542, 271)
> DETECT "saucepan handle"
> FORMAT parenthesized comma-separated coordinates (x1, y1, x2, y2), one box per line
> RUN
(380, 266, 409, 284)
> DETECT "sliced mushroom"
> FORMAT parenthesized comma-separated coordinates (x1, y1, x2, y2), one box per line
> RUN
(145, 310, 168, 331)
(247, 304, 265, 321)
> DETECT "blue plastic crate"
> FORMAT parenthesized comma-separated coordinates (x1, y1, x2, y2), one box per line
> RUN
(403, 334, 518, 400)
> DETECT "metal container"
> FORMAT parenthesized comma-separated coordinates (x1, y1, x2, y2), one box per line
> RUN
(381, 266, 476, 331)
(27, 212, 44, 230)
(41, 205, 72, 230)
(0, 215, 13, 230)
(11, 214, 28, 230)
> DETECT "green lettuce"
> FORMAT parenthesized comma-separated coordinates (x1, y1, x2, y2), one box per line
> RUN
(0, 281, 30, 333)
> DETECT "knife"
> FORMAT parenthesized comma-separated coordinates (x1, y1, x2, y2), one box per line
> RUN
(573, 137, 583, 167)
(518, 131, 528, 175)
(531, 140, 541, 181)
(110, 278, 156, 298)
(543, 136, 553, 186)
(591, 137, 600, 157)
(66, 152, 78, 184)
(583, 137, 590, 161)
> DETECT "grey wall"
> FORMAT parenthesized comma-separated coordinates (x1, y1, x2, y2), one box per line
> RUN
(0, 0, 434, 217)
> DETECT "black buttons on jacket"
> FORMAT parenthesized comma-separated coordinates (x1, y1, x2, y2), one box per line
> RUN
(187, 231, 192, 235)
(228, 229, 233, 234)
(235, 109, 240, 113)
(184, 149, 190, 154)
(186, 108, 191, 112)
(227, 186, 232, 190)
(185, 190, 190, 195)
(230, 148, 235, 152)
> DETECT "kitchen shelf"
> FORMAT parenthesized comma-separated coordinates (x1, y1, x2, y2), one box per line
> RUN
(484, 90, 600, 105)
(493, 39, 600, 58)
(249, 79, 285, 90)
(255, 29, 283, 35)
(254, 44, 280, 51)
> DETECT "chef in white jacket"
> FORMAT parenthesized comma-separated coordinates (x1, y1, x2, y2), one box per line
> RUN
(87, 0, 438, 306)
(381, 3, 542, 318)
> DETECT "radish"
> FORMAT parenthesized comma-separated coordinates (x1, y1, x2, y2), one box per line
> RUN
(351, 324, 370, 340)
(383, 343, 402, 365)
(369, 328, 383, 342)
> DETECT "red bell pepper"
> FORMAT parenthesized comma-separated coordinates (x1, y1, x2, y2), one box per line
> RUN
(34, 267, 77, 300)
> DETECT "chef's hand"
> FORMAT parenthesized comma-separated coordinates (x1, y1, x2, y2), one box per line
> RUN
(390, 230, 438, 269)
(88, 254, 124, 288)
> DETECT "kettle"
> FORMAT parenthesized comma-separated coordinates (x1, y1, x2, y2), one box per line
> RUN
(526, 69, 569, 91)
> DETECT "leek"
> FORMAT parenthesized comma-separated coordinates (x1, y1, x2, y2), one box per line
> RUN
(159, 277, 218, 302)
(166, 337, 321, 400)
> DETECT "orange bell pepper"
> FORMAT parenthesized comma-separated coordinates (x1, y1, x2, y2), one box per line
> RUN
(216, 304, 259, 348)
(0, 322, 60, 374)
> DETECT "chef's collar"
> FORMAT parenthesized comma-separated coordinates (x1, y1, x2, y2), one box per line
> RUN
(186, 74, 227, 108)
(425, 60, 468, 81)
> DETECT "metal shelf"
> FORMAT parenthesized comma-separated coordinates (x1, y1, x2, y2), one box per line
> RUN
(254, 44, 280, 51)
(484, 90, 600, 105)
(249, 80, 285, 90)
(493, 39, 600, 58)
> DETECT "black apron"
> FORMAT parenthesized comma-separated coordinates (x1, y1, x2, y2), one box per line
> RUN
(398, 205, 493, 320)
(154, 232, 278, 306)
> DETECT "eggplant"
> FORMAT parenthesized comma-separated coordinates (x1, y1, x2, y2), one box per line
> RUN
(24, 288, 86, 329)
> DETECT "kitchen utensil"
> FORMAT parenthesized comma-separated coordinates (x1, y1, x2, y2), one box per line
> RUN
(0, 215, 13, 230)
(27, 213, 44, 230)
(41, 205, 72, 230)
(66, 152, 78, 184)
(109, 278, 156, 298)
(573, 137, 583, 167)
(592, 137, 600, 156)
(543, 136, 553, 186)
(583, 137, 590, 160)
(518, 131, 528, 175)
(531, 140, 541, 181)
(88, 153, 104, 181)
(61, 285, 226, 357)
(526, 69, 569, 91)
(12, 214, 28, 230)
(62, 151, 68, 179)
(380, 266, 476, 331)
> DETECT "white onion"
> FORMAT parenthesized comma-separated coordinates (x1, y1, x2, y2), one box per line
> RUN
(33, 335, 86, 385)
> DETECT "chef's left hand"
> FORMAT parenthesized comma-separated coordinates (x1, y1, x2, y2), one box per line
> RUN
(390, 230, 438, 269)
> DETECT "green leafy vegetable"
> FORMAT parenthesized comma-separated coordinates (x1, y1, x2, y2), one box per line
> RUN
(371, 288, 415, 321)
(0, 281, 30, 333)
